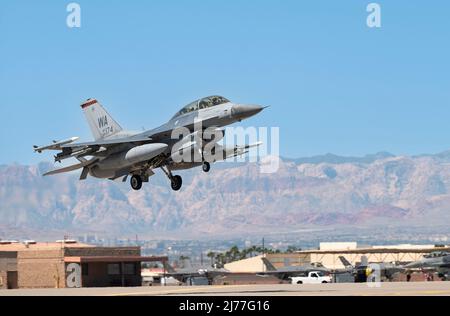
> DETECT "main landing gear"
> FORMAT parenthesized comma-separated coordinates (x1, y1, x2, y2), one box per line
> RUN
(130, 175, 143, 191)
(171, 175, 182, 191)
(161, 166, 183, 191)
(129, 162, 210, 191)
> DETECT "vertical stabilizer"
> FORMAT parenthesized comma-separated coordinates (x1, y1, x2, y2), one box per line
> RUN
(339, 256, 353, 269)
(80, 98, 123, 140)
(261, 257, 277, 271)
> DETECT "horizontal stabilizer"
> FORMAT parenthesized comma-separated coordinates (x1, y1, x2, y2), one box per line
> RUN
(43, 158, 98, 176)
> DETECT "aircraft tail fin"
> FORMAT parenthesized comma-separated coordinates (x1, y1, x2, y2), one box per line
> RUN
(360, 255, 369, 267)
(261, 257, 277, 271)
(339, 256, 353, 269)
(80, 98, 123, 140)
(163, 261, 176, 273)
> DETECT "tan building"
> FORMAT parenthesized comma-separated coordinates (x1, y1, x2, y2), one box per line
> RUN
(0, 251, 17, 289)
(0, 241, 167, 289)
(224, 255, 266, 273)
(224, 253, 311, 273)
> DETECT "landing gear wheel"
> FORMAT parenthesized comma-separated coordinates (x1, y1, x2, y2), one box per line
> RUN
(202, 162, 211, 173)
(171, 175, 182, 191)
(130, 175, 143, 190)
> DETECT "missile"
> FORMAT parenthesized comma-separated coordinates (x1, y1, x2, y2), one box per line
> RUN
(33, 137, 79, 153)
(54, 146, 99, 162)
(223, 141, 263, 158)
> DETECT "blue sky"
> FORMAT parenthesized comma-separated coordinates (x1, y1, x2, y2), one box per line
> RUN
(0, 0, 449, 164)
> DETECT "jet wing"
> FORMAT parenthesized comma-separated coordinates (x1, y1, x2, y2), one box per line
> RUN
(260, 258, 330, 279)
(53, 135, 155, 162)
(166, 268, 230, 283)
(60, 135, 153, 149)
(262, 266, 329, 274)
(162, 262, 229, 281)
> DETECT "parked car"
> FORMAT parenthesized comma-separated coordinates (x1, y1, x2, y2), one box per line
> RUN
(290, 271, 332, 284)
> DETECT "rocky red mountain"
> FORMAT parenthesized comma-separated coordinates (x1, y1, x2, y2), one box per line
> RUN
(1, 151, 449, 238)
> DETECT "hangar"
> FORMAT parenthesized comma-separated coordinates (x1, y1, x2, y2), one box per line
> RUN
(296, 242, 450, 269)
(224, 242, 450, 273)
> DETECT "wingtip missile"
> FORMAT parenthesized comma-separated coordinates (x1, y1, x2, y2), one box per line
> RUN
(64, 136, 80, 144)
(33, 137, 80, 153)
(249, 141, 263, 148)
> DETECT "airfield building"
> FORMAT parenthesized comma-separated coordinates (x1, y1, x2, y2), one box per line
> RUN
(0, 241, 167, 289)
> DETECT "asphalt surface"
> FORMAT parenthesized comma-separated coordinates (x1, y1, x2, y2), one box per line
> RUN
(1, 282, 450, 296)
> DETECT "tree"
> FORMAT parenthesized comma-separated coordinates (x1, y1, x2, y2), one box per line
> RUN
(207, 251, 216, 267)
(216, 253, 226, 268)
(286, 246, 300, 253)
(229, 245, 240, 261)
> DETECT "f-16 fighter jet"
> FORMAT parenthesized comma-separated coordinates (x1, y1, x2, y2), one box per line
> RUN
(34, 96, 265, 191)
(403, 251, 450, 280)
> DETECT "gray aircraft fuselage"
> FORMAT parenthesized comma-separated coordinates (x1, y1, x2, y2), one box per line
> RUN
(404, 252, 450, 274)
(36, 95, 265, 191)
(90, 99, 263, 179)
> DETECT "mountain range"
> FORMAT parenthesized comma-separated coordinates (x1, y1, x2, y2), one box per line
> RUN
(1, 150, 450, 239)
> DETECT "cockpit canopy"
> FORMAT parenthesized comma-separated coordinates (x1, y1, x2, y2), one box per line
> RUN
(172, 96, 230, 119)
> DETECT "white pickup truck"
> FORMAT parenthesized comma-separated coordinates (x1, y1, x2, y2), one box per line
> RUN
(290, 271, 332, 284)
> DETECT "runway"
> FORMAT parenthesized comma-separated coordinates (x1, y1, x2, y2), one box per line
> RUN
(1, 282, 450, 296)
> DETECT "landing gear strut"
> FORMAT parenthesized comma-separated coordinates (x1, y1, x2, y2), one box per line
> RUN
(130, 175, 143, 191)
(202, 162, 211, 173)
(161, 166, 182, 191)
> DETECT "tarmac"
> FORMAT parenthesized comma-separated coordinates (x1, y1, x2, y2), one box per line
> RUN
(1, 282, 450, 296)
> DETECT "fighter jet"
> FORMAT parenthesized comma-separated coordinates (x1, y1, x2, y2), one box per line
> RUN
(34, 96, 265, 190)
(338, 256, 403, 282)
(260, 257, 330, 281)
(162, 261, 230, 284)
(403, 251, 450, 280)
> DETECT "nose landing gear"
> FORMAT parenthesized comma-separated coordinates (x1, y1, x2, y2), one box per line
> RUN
(202, 162, 211, 173)
(161, 166, 183, 191)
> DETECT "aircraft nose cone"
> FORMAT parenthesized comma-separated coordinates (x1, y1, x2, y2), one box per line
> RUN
(232, 104, 265, 120)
